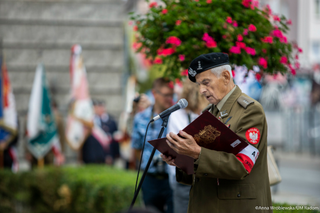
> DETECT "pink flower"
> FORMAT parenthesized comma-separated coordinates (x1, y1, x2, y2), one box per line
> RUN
(232, 70, 235, 77)
(271, 29, 283, 38)
(245, 47, 256, 55)
(289, 64, 296, 75)
(128, 21, 133, 26)
(132, 42, 142, 50)
(237, 34, 243, 41)
(154, 58, 162, 64)
(149, 2, 157, 8)
(233, 21, 238, 27)
(242, 0, 251, 8)
(295, 54, 299, 59)
(166, 36, 182, 46)
(226, 17, 232, 24)
(179, 54, 185, 61)
(243, 29, 248, 35)
(251, 0, 259, 9)
(295, 62, 300, 69)
(162, 9, 168, 14)
(230, 46, 241, 54)
(287, 19, 292, 25)
(279, 56, 288, 64)
(280, 36, 287, 43)
(133, 26, 138, 31)
(265, 5, 272, 15)
(176, 20, 182, 26)
(248, 24, 257, 32)
(258, 57, 268, 69)
(261, 36, 273, 43)
(298, 48, 303, 53)
(206, 0, 212, 3)
(273, 15, 280, 21)
(236, 41, 246, 49)
(202, 33, 217, 48)
(158, 48, 175, 56)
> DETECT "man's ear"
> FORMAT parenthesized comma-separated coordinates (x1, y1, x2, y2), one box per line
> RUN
(221, 70, 231, 84)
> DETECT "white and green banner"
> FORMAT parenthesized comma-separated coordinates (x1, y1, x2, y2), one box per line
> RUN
(27, 64, 58, 159)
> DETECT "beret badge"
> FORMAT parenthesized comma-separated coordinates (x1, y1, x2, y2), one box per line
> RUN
(188, 67, 197, 77)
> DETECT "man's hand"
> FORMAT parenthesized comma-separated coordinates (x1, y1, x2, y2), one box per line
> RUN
(160, 154, 177, 167)
(166, 130, 201, 160)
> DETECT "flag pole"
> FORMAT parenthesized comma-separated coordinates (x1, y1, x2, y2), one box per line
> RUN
(38, 158, 44, 168)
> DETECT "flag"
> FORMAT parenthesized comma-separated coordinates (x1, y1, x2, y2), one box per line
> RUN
(0, 55, 19, 171)
(27, 64, 59, 159)
(66, 45, 110, 150)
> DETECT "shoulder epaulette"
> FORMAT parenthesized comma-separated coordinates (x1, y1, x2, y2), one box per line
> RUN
(237, 95, 254, 109)
(202, 104, 212, 113)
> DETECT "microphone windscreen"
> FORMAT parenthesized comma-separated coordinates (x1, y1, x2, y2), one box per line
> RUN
(178, 99, 188, 109)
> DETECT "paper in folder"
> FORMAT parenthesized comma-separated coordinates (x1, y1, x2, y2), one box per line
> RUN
(149, 110, 250, 175)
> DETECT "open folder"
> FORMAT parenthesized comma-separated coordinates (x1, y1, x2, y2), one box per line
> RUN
(149, 111, 250, 175)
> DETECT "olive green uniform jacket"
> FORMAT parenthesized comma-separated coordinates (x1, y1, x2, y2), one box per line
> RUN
(176, 86, 272, 213)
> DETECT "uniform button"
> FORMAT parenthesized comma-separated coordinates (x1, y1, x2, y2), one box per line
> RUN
(204, 173, 208, 176)
(237, 193, 241, 197)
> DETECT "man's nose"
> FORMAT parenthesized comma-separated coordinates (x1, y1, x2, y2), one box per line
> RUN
(199, 85, 206, 94)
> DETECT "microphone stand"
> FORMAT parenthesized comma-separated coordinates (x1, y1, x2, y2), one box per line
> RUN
(129, 116, 169, 211)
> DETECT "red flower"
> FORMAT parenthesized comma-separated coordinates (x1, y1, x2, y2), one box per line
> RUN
(233, 21, 238, 27)
(158, 48, 175, 56)
(149, 2, 157, 8)
(256, 73, 262, 81)
(176, 20, 182, 26)
(237, 34, 243, 41)
(181, 69, 188, 76)
(262, 49, 267, 53)
(261, 36, 273, 43)
(248, 24, 257, 32)
(279, 56, 288, 64)
(166, 36, 182, 46)
(251, 0, 259, 9)
(132, 42, 142, 50)
(245, 47, 256, 55)
(179, 54, 185, 61)
(289, 64, 296, 75)
(133, 26, 138, 31)
(258, 57, 268, 69)
(232, 70, 235, 77)
(295, 54, 299, 59)
(273, 15, 280, 21)
(206, 0, 212, 3)
(230, 46, 241, 54)
(222, 35, 227, 39)
(298, 48, 303, 53)
(162, 9, 168, 14)
(154, 58, 163, 64)
(236, 41, 246, 49)
(243, 29, 248, 35)
(226, 17, 232, 24)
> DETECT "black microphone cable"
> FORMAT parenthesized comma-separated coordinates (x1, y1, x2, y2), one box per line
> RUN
(134, 120, 152, 194)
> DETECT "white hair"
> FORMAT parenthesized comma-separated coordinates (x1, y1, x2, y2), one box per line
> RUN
(211, 65, 233, 78)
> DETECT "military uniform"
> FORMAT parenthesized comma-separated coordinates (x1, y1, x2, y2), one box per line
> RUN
(176, 85, 272, 213)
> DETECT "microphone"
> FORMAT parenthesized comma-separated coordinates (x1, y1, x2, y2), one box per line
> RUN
(152, 99, 188, 122)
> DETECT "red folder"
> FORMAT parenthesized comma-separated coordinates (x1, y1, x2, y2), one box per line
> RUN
(149, 110, 249, 175)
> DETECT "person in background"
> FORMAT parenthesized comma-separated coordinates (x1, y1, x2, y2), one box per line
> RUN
(131, 78, 174, 213)
(167, 79, 208, 213)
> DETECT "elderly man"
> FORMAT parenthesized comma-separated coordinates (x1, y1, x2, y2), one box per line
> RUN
(162, 52, 272, 213)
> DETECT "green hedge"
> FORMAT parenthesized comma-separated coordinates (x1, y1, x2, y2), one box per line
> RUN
(1, 166, 319, 213)
(0, 165, 141, 213)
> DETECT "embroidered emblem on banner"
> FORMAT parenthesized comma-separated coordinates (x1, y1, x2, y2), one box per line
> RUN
(194, 125, 221, 146)
(188, 67, 197, 77)
(245, 127, 260, 145)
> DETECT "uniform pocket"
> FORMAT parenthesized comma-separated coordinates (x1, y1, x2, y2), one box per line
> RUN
(217, 183, 256, 199)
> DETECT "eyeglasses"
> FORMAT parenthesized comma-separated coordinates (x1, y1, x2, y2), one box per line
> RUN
(156, 90, 174, 99)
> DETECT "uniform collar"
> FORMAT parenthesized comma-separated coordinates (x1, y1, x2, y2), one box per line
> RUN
(216, 85, 237, 111)
(217, 85, 242, 118)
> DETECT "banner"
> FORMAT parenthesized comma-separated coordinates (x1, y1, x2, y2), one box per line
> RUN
(66, 45, 110, 150)
(0, 56, 18, 146)
(27, 64, 59, 159)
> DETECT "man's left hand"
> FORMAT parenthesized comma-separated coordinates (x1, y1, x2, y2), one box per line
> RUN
(166, 130, 201, 160)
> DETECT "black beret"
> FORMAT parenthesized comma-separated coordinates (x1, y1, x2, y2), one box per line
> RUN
(188, 52, 230, 82)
